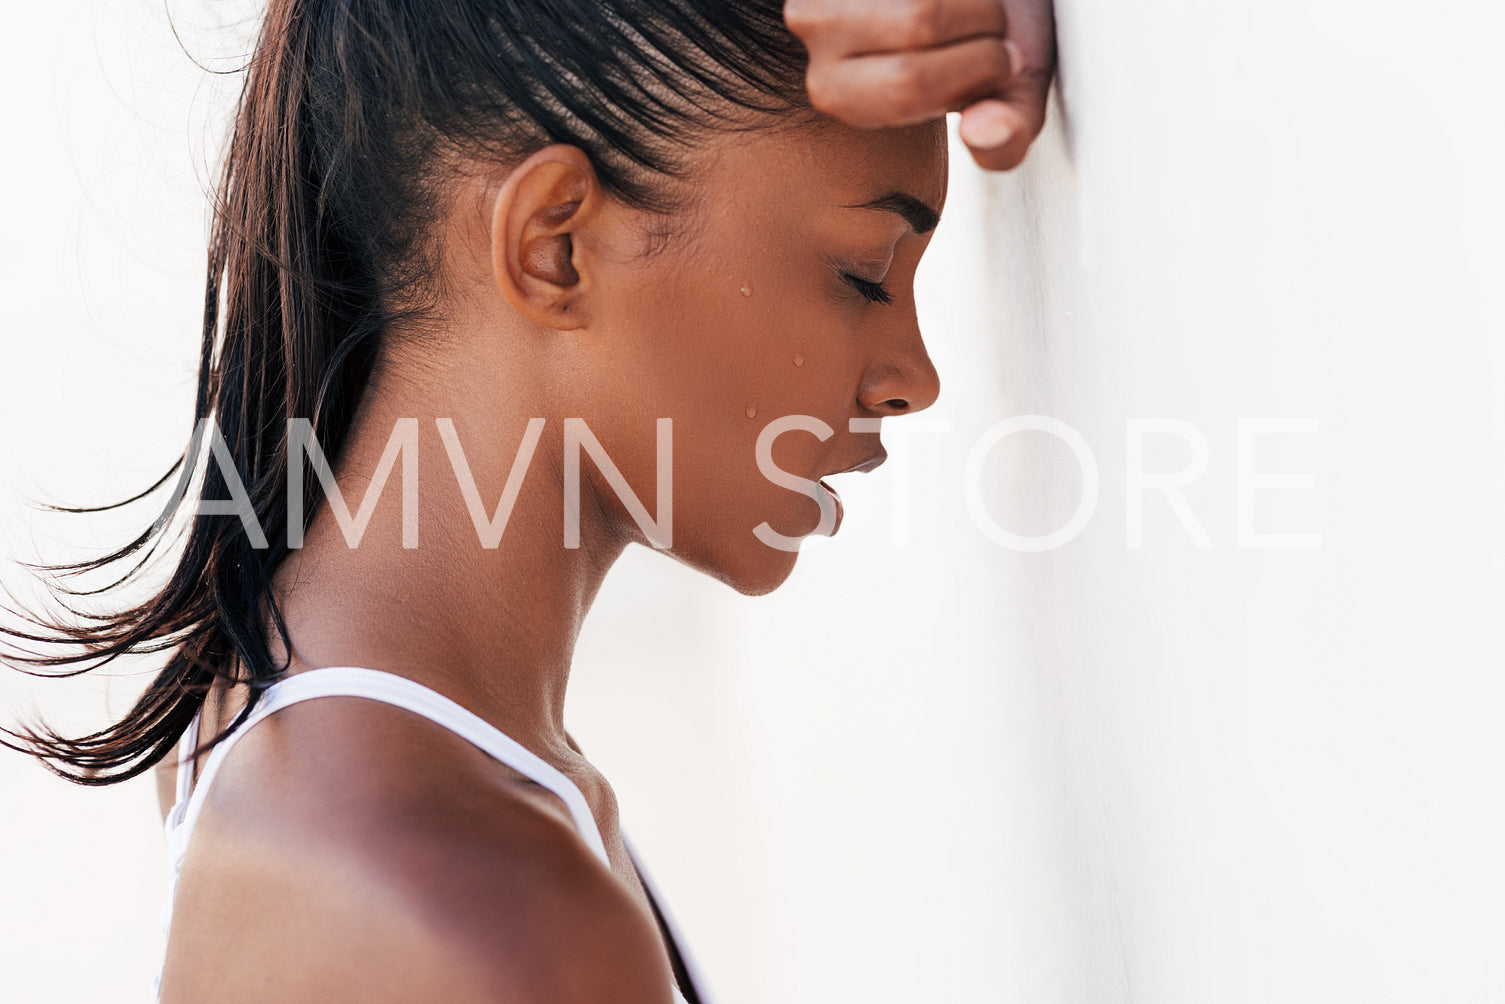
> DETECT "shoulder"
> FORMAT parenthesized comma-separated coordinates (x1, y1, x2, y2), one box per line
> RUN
(162, 696, 674, 1003)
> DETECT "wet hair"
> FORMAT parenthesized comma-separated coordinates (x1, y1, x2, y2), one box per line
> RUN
(1, 0, 810, 784)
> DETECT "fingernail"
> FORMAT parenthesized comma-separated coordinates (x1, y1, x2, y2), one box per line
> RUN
(960, 107, 1014, 150)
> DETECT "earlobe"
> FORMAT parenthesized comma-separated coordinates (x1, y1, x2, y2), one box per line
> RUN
(490, 145, 601, 330)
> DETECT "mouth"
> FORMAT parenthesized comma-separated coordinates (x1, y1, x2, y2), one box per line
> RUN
(814, 448, 886, 537)
(834, 449, 888, 476)
(815, 478, 844, 536)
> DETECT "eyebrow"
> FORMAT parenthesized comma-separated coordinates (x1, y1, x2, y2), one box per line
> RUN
(843, 192, 941, 235)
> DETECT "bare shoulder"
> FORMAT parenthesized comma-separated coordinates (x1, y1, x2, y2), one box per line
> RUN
(161, 697, 674, 1003)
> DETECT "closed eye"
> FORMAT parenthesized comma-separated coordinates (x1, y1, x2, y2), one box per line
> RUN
(842, 273, 895, 306)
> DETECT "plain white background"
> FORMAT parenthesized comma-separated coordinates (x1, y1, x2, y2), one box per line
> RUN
(3, 1, 1503, 1001)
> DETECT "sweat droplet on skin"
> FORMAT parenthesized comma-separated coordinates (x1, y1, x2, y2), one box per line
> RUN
(745, 405, 758, 419)
(740, 282, 753, 297)
(793, 353, 804, 367)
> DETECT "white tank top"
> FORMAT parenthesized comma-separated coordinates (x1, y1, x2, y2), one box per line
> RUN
(155, 666, 705, 1003)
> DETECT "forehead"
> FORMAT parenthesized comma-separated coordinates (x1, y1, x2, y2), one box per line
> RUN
(690, 115, 950, 223)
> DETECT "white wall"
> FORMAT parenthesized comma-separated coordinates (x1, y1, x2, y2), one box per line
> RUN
(968, 0, 1505, 1000)
(4, 1, 1503, 1002)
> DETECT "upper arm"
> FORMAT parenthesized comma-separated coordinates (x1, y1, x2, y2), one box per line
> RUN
(161, 791, 675, 1003)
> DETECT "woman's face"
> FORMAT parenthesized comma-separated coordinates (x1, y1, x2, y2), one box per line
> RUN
(570, 116, 949, 594)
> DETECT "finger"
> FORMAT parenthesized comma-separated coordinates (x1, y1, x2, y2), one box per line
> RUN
(957, 90, 1047, 171)
(955, 0, 1056, 170)
(786, 0, 1007, 56)
(805, 34, 1013, 129)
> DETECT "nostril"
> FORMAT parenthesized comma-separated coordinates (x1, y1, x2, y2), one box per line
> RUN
(886, 399, 910, 412)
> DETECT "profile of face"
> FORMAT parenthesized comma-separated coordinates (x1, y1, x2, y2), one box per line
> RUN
(483, 115, 948, 596)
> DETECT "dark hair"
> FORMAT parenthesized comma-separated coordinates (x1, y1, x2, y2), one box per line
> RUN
(1, 0, 810, 784)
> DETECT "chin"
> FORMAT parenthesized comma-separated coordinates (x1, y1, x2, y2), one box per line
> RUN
(725, 560, 797, 597)
(660, 538, 802, 597)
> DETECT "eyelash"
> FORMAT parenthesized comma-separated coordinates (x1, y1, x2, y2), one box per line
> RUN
(841, 273, 895, 306)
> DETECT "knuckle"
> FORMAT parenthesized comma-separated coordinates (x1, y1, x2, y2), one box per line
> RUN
(803, 66, 856, 120)
(782, 0, 835, 39)
(887, 0, 947, 48)
(884, 57, 935, 114)
(803, 65, 836, 110)
(805, 71, 885, 127)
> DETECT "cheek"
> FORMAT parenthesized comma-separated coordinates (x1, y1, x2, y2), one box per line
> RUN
(600, 245, 854, 557)
(632, 262, 829, 421)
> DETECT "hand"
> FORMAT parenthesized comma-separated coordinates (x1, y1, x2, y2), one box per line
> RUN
(784, 0, 1057, 171)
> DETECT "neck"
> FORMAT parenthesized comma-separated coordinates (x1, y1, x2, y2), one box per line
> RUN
(265, 351, 629, 764)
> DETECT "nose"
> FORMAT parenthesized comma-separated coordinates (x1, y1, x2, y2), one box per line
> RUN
(855, 316, 941, 416)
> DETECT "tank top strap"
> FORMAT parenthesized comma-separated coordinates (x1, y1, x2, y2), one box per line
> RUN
(168, 666, 611, 869)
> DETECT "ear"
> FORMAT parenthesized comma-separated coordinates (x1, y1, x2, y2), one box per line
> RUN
(490, 145, 604, 330)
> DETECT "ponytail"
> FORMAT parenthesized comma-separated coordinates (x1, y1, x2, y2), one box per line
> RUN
(2, 0, 385, 782)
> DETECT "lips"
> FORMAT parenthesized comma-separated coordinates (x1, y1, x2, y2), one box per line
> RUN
(828, 448, 888, 477)
(815, 478, 844, 535)
(813, 448, 885, 536)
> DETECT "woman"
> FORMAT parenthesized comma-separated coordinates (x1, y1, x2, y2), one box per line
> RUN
(1, 1, 1050, 1000)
